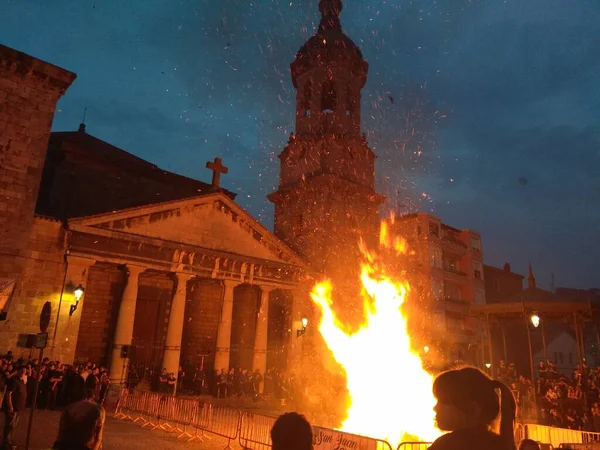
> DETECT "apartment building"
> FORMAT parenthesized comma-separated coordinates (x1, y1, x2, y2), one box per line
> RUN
(392, 213, 485, 365)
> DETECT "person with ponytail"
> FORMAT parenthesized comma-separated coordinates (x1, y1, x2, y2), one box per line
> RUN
(429, 366, 517, 450)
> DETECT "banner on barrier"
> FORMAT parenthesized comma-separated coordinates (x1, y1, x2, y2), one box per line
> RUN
(313, 426, 379, 450)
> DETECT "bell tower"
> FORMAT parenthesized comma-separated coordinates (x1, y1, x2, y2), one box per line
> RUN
(269, 0, 384, 284)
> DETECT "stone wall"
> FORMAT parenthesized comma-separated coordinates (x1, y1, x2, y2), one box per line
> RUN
(0, 217, 67, 357)
(0, 45, 75, 282)
(74, 264, 125, 365)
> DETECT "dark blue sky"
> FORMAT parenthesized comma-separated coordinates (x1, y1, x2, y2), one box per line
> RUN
(2, 0, 599, 288)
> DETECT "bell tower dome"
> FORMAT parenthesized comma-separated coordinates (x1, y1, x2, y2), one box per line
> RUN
(291, 0, 368, 138)
(269, 0, 384, 278)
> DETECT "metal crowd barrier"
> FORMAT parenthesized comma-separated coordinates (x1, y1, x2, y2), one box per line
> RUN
(311, 426, 394, 450)
(397, 443, 431, 450)
(239, 411, 394, 450)
(523, 424, 600, 448)
(239, 411, 277, 450)
(114, 389, 241, 449)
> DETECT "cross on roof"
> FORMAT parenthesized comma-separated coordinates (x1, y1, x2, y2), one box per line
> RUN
(206, 157, 229, 188)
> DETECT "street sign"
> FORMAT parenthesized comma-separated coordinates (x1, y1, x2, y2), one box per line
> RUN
(36, 332, 48, 349)
(39, 301, 51, 333)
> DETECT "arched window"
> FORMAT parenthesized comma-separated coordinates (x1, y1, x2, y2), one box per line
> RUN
(346, 86, 354, 116)
(321, 80, 336, 113)
(300, 80, 312, 117)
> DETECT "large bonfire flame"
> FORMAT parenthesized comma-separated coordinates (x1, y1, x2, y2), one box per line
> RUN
(310, 217, 441, 447)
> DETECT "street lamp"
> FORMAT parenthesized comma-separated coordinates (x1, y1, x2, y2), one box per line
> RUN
(69, 284, 85, 316)
(530, 314, 540, 328)
(297, 317, 309, 337)
(423, 346, 430, 354)
(485, 362, 491, 370)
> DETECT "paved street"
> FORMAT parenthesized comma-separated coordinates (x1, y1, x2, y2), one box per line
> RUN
(0, 409, 242, 450)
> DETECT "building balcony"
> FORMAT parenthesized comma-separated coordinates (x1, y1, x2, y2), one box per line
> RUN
(444, 297, 471, 314)
(443, 266, 468, 283)
(447, 329, 475, 344)
(442, 234, 468, 251)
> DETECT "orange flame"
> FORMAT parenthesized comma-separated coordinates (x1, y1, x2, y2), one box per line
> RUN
(310, 219, 441, 447)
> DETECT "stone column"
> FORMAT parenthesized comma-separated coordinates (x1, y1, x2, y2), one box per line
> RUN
(214, 280, 239, 373)
(51, 256, 95, 363)
(162, 272, 193, 391)
(109, 265, 146, 383)
(252, 287, 273, 392)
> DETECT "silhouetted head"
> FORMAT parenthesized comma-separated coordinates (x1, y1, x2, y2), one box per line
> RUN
(271, 412, 313, 450)
(54, 401, 105, 450)
(519, 439, 541, 450)
(433, 367, 516, 450)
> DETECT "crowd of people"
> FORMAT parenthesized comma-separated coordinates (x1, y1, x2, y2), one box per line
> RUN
(2, 345, 599, 450)
(0, 352, 110, 449)
(133, 364, 298, 405)
(0, 346, 567, 450)
(495, 358, 600, 431)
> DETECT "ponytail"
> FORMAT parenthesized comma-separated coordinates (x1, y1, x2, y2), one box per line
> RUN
(492, 380, 517, 450)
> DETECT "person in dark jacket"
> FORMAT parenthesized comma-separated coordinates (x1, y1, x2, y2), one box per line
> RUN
(271, 412, 312, 450)
(85, 368, 99, 401)
(51, 401, 105, 450)
(2, 366, 27, 450)
(429, 366, 517, 450)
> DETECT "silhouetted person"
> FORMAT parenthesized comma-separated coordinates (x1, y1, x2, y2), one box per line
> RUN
(518, 439, 541, 450)
(51, 401, 105, 450)
(271, 412, 313, 450)
(2, 366, 27, 450)
(85, 368, 99, 401)
(429, 366, 517, 450)
(70, 368, 86, 403)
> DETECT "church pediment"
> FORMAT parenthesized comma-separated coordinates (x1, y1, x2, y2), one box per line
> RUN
(68, 192, 307, 268)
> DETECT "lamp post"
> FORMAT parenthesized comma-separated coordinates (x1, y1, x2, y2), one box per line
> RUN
(530, 314, 540, 329)
(530, 313, 548, 365)
(524, 310, 538, 420)
(69, 284, 85, 316)
(296, 316, 309, 405)
(297, 317, 308, 338)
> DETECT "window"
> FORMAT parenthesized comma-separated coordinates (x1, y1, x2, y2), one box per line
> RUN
(443, 255, 460, 273)
(429, 221, 440, 237)
(559, 352, 564, 364)
(433, 312, 445, 331)
(430, 248, 442, 268)
(444, 281, 461, 300)
(301, 80, 312, 117)
(431, 279, 442, 299)
(417, 225, 422, 236)
(493, 278, 500, 291)
(291, 214, 303, 237)
(447, 316, 465, 332)
(471, 236, 481, 251)
(473, 261, 483, 280)
(569, 353, 573, 365)
(321, 80, 336, 113)
(475, 289, 485, 305)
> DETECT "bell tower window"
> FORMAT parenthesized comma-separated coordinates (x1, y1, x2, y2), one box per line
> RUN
(300, 80, 312, 117)
(346, 86, 354, 116)
(321, 80, 336, 113)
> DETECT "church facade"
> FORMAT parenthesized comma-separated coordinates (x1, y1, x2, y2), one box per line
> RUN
(0, 44, 313, 384)
(0, 0, 385, 384)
